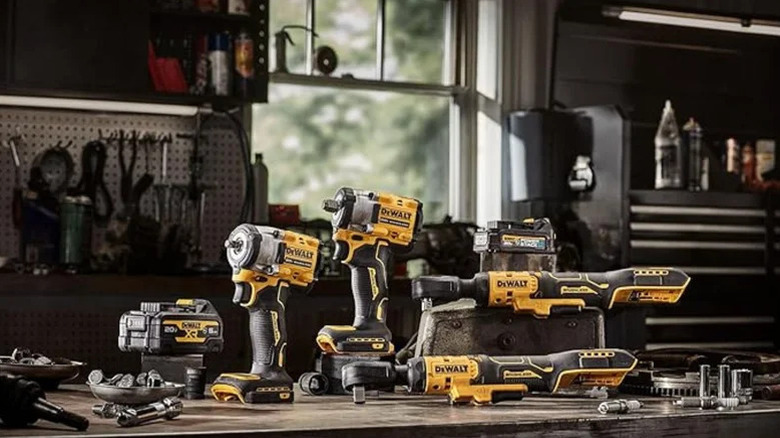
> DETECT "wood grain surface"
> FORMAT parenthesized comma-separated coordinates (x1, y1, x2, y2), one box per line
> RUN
(2, 385, 780, 438)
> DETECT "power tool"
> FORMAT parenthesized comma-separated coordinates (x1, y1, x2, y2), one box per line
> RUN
(342, 349, 637, 405)
(211, 224, 320, 404)
(118, 299, 223, 355)
(316, 188, 423, 355)
(0, 373, 89, 431)
(302, 188, 422, 396)
(412, 267, 689, 317)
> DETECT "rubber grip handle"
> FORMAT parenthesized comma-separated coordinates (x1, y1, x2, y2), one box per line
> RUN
(411, 274, 485, 302)
(247, 282, 289, 374)
(347, 243, 392, 326)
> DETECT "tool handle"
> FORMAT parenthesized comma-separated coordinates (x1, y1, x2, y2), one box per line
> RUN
(473, 349, 637, 392)
(347, 242, 392, 325)
(248, 282, 290, 374)
(538, 268, 689, 307)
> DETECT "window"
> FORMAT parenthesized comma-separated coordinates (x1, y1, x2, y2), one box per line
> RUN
(252, 86, 450, 221)
(254, 0, 456, 222)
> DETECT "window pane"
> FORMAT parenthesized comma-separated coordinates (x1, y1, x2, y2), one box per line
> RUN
(252, 85, 450, 221)
(385, 0, 448, 84)
(269, 0, 308, 74)
(315, 0, 377, 79)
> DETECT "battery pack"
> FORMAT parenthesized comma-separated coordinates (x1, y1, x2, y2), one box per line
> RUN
(474, 218, 557, 271)
(118, 299, 223, 355)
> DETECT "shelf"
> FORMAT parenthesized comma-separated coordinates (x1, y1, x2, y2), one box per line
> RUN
(0, 86, 257, 114)
(151, 8, 256, 27)
(629, 189, 772, 209)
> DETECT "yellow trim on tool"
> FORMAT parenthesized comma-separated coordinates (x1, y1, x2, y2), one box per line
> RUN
(211, 384, 246, 404)
(607, 277, 690, 308)
(551, 358, 638, 393)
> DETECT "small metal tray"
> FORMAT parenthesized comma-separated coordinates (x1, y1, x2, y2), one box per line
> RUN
(88, 383, 184, 405)
(0, 359, 85, 390)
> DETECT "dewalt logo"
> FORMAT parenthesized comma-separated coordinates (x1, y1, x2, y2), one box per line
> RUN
(380, 208, 412, 221)
(434, 364, 469, 374)
(181, 321, 202, 330)
(497, 279, 528, 288)
(286, 247, 314, 260)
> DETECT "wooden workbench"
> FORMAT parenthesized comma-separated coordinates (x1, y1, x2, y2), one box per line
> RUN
(3, 385, 780, 438)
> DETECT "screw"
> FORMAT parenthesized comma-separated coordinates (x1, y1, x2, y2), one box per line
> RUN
(598, 399, 643, 414)
(566, 321, 578, 328)
(451, 320, 462, 329)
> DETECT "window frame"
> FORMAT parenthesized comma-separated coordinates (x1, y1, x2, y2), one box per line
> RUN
(260, 0, 477, 221)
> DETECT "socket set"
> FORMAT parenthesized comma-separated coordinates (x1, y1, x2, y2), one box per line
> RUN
(673, 364, 753, 410)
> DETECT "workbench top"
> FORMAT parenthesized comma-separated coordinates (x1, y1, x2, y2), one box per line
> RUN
(3, 385, 780, 438)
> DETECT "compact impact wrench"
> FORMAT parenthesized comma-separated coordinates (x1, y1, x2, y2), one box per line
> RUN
(342, 349, 638, 405)
(413, 268, 690, 317)
(212, 224, 320, 403)
(316, 187, 423, 355)
(300, 188, 422, 395)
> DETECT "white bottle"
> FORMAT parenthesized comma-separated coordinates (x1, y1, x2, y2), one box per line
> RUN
(655, 100, 683, 189)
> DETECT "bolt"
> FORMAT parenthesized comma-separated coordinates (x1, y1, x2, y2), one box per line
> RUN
(699, 364, 710, 397)
(451, 320, 462, 329)
(566, 321, 578, 328)
(718, 365, 731, 399)
(598, 399, 643, 414)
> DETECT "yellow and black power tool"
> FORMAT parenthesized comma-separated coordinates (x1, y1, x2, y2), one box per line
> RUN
(301, 187, 422, 395)
(342, 349, 637, 405)
(316, 187, 422, 355)
(211, 224, 320, 404)
(412, 268, 690, 317)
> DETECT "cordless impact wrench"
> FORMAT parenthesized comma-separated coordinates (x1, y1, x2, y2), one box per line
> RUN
(302, 188, 422, 395)
(413, 268, 690, 317)
(212, 224, 320, 403)
(342, 349, 637, 405)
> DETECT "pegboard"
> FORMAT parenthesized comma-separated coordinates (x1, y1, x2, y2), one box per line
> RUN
(0, 108, 247, 265)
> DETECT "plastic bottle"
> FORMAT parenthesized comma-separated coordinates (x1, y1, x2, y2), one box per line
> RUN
(252, 153, 269, 224)
(654, 100, 683, 189)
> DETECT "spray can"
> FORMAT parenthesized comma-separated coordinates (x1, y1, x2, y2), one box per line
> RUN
(654, 100, 683, 189)
(208, 32, 231, 96)
(234, 31, 255, 98)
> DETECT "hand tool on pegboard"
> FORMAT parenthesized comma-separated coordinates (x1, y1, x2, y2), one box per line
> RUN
(118, 130, 154, 217)
(212, 224, 320, 403)
(1, 127, 25, 230)
(72, 139, 113, 225)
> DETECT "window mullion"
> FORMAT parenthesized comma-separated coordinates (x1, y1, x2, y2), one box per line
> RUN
(305, 0, 316, 75)
(376, 0, 386, 80)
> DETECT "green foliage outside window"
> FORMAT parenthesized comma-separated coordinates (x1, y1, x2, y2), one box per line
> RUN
(254, 0, 451, 221)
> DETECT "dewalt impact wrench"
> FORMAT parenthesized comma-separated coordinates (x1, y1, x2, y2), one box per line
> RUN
(342, 349, 637, 405)
(316, 188, 422, 355)
(212, 224, 320, 403)
(302, 188, 422, 395)
(413, 268, 690, 317)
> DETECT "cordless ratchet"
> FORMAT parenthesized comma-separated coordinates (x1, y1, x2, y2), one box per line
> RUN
(413, 268, 690, 317)
(342, 349, 637, 405)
